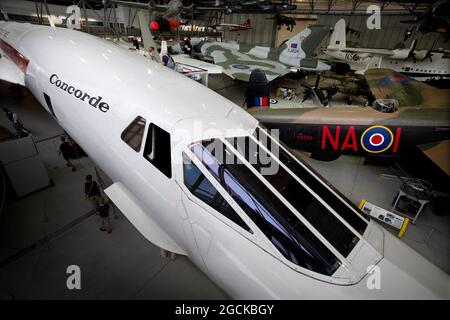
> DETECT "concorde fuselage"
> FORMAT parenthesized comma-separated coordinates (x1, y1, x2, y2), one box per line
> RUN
(1, 21, 449, 299)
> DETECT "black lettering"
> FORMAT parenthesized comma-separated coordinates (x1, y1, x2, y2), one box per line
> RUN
(74, 89, 83, 98)
(98, 102, 109, 113)
(49, 74, 58, 84)
(80, 92, 90, 101)
(48, 74, 109, 113)
(89, 96, 102, 108)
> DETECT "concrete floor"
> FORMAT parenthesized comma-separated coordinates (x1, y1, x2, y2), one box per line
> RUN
(0, 73, 449, 300)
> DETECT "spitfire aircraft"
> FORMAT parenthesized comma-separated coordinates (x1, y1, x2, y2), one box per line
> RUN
(323, 19, 450, 80)
(249, 68, 450, 174)
(210, 18, 252, 32)
(1, 19, 449, 299)
(172, 24, 331, 81)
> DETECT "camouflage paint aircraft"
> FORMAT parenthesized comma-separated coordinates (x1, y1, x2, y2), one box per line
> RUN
(181, 25, 331, 82)
(300, 72, 374, 105)
(248, 68, 450, 174)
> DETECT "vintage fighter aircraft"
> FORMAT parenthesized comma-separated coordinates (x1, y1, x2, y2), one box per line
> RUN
(0, 19, 449, 299)
(172, 24, 331, 81)
(249, 68, 450, 174)
(210, 18, 252, 32)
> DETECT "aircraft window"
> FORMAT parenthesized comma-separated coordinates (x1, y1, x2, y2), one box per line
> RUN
(191, 140, 341, 276)
(254, 128, 368, 235)
(143, 123, 172, 178)
(183, 153, 251, 233)
(227, 136, 360, 257)
(121, 116, 146, 152)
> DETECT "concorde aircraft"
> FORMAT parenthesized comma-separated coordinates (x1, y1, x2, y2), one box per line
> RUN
(0, 19, 449, 299)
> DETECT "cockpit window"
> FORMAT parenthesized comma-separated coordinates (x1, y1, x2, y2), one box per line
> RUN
(183, 153, 251, 233)
(254, 128, 368, 235)
(227, 136, 360, 257)
(143, 123, 172, 178)
(190, 140, 341, 276)
(121, 116, 146, 152)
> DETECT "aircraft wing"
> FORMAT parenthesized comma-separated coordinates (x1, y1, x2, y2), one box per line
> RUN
(105, 182, 187, 255)
(0, 47, 25, 85)
(172, 54, 223, 74)
(418, 140, 450, 175)
(340, 47, 395, 56)
(203, 45, 290, 82)
(108, 0, 149, 10)
(364, 68, 450, 108)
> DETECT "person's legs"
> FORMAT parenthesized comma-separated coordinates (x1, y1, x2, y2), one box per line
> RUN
(104, 216, 112, 233)
(89, 196, 100, 210)
(63, 155, 76, 171)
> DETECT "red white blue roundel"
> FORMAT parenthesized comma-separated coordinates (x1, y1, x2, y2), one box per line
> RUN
(360, 126, 394, 153)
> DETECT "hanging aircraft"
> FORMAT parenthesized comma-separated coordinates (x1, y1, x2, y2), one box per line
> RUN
(323, 19, 450, 80)
(217, 1, 297, 14)
(210, 18, 252, 32)
(1, 19, 449, 299)
(106, 0, 195, 18)
(393, 0, 450, 41)
(172, 24, 332, 81)
(268, 14, 296, 32)
(248, 68, 450, 174)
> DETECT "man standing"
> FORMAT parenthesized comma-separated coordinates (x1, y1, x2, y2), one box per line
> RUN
(97, 197, 112, 234)
(59, 136, 76, 171)
(148, 46, 157, 61)
(84, 174, 101, 210)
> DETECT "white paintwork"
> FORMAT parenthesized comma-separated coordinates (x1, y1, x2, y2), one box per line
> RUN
(0, 21, 449, 299)
(325, 19, 450, 78)
(171, 54, 223, 74)
(104, 182, 186, 255)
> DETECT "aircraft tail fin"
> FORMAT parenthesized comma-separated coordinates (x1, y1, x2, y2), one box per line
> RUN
(279, 24, 330, 66)
(328, 19, 346, 50)
(243, 18, 251, 28)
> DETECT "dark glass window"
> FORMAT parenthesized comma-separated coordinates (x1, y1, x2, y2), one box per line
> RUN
(43, 93, 57, 119)
(191, 140, 340, 276)
(228, 136, 360, 257)
(143, 123, 172, 178)
(121, 116, 146, 152)
(254, 127, 368, 234)
(183, 153, 251, 233)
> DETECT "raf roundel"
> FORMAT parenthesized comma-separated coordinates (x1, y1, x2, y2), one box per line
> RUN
(360, 126, 394, 153)
(231, 64, 251, 70)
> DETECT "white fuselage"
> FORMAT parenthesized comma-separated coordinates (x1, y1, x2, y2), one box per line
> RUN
(1, 21, 449, 299)
(324, 49, 450, 79)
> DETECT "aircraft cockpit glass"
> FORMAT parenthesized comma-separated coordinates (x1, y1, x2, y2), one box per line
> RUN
(189, 139, 342, 276)
(372, 99, 399, 113)
(182, 153, 252, 233)
(227, 135, 360, 257)
(254, 127, 369, 235)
